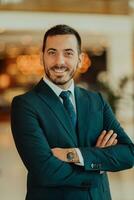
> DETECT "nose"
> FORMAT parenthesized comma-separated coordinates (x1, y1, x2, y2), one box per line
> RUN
(55, 53, 65, 66)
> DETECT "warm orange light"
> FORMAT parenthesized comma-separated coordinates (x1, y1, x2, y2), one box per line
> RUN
(16, 54, 44, 75)
(6, 63, 18, 75)
(0, 74, 11, 89)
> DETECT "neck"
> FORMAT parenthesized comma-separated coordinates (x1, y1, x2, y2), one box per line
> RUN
(57, 81, 72, 90)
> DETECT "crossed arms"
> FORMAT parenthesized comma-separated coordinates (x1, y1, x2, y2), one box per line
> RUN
(52, 130, 118, 163)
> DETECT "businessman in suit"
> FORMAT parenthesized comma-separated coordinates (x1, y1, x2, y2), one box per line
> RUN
(11, 24, 134, 200)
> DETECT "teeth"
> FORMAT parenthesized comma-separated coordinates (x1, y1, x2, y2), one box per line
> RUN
(54, 69, 66, 73)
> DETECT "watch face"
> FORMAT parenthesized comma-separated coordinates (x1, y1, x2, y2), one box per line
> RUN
(67, 152, 74, 161)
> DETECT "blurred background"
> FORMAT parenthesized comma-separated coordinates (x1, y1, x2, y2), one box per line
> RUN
(0, 0, 134, 199)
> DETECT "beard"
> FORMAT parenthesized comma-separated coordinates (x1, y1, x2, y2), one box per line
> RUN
(44, 64, 78, 86)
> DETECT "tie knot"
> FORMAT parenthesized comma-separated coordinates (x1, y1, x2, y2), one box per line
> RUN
(60, 91, 71, 100)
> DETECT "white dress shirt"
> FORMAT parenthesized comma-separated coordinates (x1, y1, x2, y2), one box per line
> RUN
(43, 76, 84, 166)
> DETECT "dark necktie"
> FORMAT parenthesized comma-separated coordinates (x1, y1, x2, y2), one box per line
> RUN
(60, 91, 77, 128)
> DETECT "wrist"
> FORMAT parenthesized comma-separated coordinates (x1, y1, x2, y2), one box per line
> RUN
(66, 148, 79, 163)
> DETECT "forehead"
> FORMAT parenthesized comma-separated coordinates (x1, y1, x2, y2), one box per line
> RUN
(45, 34, 78, 50)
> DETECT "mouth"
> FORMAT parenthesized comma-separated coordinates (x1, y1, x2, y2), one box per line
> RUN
(52, 67, 67, 74)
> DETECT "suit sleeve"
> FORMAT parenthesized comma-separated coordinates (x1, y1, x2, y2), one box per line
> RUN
(11, 95, 101, 188)
(79, 93, 134, 172)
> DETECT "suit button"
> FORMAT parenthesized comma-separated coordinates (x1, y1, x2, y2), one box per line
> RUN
(91, 163, 101, 169)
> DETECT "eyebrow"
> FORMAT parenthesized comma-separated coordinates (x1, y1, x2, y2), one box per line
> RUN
(64, 49, 74, 52)
(47, 48, 56, 52)
(47, 48, 75, 52)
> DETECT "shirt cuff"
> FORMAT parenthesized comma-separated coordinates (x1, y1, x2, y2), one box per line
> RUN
(74, 148, 84, 166)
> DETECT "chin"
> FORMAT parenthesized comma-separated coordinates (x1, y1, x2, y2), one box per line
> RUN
(54, 80, 67, 85)
(52, 78, 69, 85)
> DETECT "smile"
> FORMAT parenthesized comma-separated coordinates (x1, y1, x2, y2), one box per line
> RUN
(53, 68, 67, 73)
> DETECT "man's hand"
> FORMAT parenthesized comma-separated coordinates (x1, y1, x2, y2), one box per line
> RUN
(96, 130, 118, 148)
(51, 148, 79, 163)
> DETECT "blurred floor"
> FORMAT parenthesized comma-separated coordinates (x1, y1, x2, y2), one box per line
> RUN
(0, 122, 134, 200)
(0, 122, 26, 200)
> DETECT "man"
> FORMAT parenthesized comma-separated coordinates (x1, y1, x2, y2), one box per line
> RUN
(11, 24, 134, 200)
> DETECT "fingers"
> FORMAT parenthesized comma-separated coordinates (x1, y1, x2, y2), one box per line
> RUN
(96, 130, 118, 148)
(105, 133, 117, 147)
(101, 130, 114, 147)
(96, 130, 107, 147)
(112, 138, 118, 146)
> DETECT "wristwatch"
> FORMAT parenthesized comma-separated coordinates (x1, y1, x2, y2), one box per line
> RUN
(66, 151, 75, 162)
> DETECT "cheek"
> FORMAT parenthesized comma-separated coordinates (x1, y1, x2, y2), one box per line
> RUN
(70, 60, 79, 70)
(44, 58, 54, 69)
(68, 57, 78, 66)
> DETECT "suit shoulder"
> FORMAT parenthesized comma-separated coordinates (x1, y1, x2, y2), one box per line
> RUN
(76, 86, 105, 106)
(11, 86, 37, 105)
(76, 86, 100, 97)
(12, 78, 44, 103)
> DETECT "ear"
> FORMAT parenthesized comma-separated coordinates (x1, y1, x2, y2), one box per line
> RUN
(77, 52, 91, 73)
(77, 52, 85, 69)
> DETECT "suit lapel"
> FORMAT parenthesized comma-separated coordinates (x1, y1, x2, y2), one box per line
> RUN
(35, 79, 78, 146)
(75, 87, 90, 146)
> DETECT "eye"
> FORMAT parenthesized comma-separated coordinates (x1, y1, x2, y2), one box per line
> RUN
(48, 50, 56, 55)
(64, 51, 74, 57)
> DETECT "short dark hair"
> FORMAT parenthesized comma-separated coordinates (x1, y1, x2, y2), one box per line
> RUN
(42, 24, 81, 53)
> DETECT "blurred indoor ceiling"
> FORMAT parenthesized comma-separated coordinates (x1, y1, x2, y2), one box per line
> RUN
(0, 0, 130, 15)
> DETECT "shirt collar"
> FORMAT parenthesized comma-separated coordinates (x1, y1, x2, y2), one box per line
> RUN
(43, 76, 75, 97)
